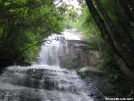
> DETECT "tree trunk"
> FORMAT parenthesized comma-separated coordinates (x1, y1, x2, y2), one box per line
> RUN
(127, 0, 134, 16)
(113, 5, 134, 44)
(94, 0, 134, 69)
(118, 0, 134, 23)
(85, 0, 134, 78)
(116, 0, 134, 42)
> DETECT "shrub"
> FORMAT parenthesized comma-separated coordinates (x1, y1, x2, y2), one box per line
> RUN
(106, 71, 120, 82)
(98, 51, 121, 82)
(65, 60, 73, 69)
(97, 51, 113, 69)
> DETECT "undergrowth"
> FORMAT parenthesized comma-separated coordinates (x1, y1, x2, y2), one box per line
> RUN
(97, 51, 121, 82)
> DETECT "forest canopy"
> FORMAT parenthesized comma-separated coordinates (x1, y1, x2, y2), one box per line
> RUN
(0, 0, 70, 66)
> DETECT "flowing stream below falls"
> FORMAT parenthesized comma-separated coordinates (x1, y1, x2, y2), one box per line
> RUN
(0, 65, 94, 101)
(0, 30, 101, 101)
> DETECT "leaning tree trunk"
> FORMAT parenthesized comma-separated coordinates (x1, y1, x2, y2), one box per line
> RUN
(113, 5, 134, 45)
(85, 0, 134, 96)
(118, 0, 134, 23)
(116, 0, 134, 42)
(94, 0, 134, 71)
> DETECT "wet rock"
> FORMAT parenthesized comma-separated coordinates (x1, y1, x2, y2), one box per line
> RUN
(59, 39, 100, 69)
(88, 93, 94, 96)
(34, 89, 38, 91)
(93, 92, 102, 98)
(88, 92, 102, 98)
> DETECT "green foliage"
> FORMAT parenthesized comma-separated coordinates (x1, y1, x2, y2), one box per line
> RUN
(65, 60, 73, 69)
(70, 4, 93, 34)
(106, 71, 120, 83)
(70, 3, 105, 51)
(98, 51, 121, 82)
(98, 51, 112, 69)
(78, 71, 95, 78)
(78, 72, 86, 78)
(0, 27, 3, 36)
(0, 0, 67, 66)
(87, 72, 95, 77)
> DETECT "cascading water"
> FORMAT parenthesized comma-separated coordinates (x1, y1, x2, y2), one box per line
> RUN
(0, 29, 95, 101)
(36, 34, 68, 66)
(37, 34, 58, 66)
(36, 29, 80, 66)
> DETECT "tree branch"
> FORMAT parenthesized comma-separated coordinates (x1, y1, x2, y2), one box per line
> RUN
(13, 37, 58, 60)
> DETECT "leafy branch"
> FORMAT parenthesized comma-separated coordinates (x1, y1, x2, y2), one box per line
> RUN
(13, 37, 58, 60)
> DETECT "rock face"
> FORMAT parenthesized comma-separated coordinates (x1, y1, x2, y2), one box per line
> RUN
(59, 40, 99, 68)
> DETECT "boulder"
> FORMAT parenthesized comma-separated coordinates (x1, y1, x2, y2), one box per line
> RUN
(79, 66, 107, 75)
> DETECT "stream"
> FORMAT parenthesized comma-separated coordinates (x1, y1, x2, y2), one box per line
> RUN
(0, 65, 95, 101)
(0, 30, 104, 101)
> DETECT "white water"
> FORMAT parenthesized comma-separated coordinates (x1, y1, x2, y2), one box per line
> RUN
(37, 34, 61, 66)
(62, 29, 80, 40)
(36, 29, 80, 66)
(0, 29, 94, 101)
(0, 65, 94, 101)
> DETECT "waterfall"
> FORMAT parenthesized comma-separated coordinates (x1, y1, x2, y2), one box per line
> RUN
(36, 29, 80, 67)
(36, 34, 68, 66)
(0, 29, 95, 101)
(37, 34, 59, 66)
